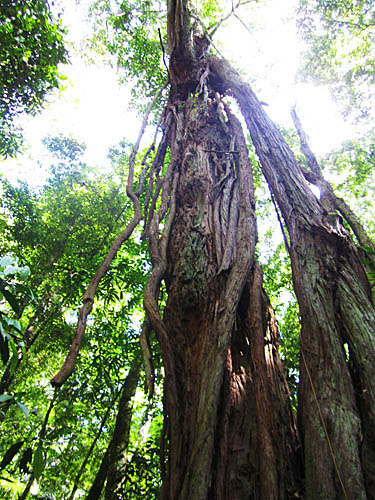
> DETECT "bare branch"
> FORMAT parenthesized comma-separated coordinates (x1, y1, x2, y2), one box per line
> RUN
(291, 106, 375, 250)
(209, 0, 255, 37)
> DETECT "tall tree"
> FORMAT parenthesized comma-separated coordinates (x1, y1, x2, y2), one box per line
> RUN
(2, 1, 374, 498)
(133, 1, 374, 497)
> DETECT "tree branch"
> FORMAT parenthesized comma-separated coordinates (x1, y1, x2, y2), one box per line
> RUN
(51, 86, 166, 388)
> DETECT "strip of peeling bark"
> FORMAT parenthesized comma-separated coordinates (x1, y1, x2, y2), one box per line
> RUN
(209, 54, 375, 499)
(51, 87, 165, 387)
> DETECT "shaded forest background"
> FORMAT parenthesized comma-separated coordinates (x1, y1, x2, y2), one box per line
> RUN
(0, 0, 375, 498)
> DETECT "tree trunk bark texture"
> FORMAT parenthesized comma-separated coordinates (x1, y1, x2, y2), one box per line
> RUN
(208, 56, 375, 499)
(143, 22, 301, 494)
(159, 91, 300, 497)
(141, 2, 375, 498)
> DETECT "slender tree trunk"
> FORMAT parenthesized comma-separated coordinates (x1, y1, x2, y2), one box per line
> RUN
(68, 396, 115, 500)
(104, 357, 141, 500)
(85, 446, 111, 500)
(85, 356, 141, 500)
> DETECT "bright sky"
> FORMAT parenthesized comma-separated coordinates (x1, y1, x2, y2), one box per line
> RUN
(218, 0, 353, 154)
(0, 0, 355, 187)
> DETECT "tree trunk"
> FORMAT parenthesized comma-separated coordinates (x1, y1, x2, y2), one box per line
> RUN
(140, 2, 301, 498)
(213, 263, 301, 499)
(209, 55, 375, 499)
(155, 92, 300, 498)
(104, 357, 140, 500)
(69, 394, 115, 500)
(86, 357, 140, 500)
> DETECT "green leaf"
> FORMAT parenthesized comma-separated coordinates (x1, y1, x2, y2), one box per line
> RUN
(3, 265, 22, 276)
(0, 441, 24, 471)
(0, 321, 5, 341)
(16, 401, 29, 419)
(0, 256, 15, 269)
(19, 266, 31, 281)
(1, 287, 20, 315)
(32, 446, 45, 480)
(0, 335, 9, 364)
(361, 245, 375, 255)
(8, 352, 19, 378)
(5, 317, 21, 334)
(0, 394, 13, 403)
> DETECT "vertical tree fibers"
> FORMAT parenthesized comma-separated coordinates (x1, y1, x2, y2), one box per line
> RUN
(142, 9, 301, 494)
(209, 55, 375, 499)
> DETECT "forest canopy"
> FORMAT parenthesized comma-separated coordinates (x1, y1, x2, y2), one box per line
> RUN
(0, 0, 67, 157)
(0, 1, 374, 499)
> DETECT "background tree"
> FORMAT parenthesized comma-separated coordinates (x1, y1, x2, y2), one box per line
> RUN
(0, 135, 152, 498)
(298, 0, 375, 121)
(0, 0, 67, 157)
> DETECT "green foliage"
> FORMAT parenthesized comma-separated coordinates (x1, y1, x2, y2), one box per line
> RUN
(0, 133, 155, 498)
(190, 0, 222, 30)
(32, 445, 45, 480)
(89, 0, 167, 103)
(262, 243, 300, 408)
(123, 440, 161, 498)
(0, 440, 24, 471)
(0, 0, 67, 157)
(1, 1, 374, 496)
(0, 255, 32, 392)
(298, 0, 375, 120)
(322, 133, 375, 235)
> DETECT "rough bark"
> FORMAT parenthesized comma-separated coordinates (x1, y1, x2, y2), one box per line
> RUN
(291, 106, 375, 252)
(209, 55, 375, 499)
(143, 59, 300, 497)
(158, 90, 257, 499)
(213, 263, 301, 500)
(139, 3, 301, 498)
